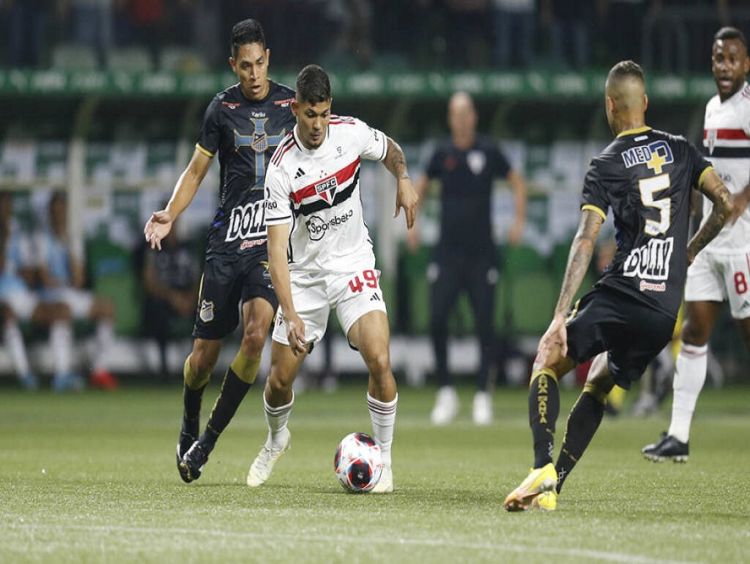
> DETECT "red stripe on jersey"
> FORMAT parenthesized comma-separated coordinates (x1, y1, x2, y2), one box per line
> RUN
(703, 128, 750, 140)
(271, 135, 295, 165)
(291, 158, 361, 204)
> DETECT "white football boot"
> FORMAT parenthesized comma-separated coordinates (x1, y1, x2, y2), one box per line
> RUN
(246, 429, 291, 487)
(472, 391, 493, 426)
(371, 465, 393, 493)
(430, 386, 459, 425)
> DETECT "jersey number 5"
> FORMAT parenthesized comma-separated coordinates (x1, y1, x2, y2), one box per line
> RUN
(640, 173, 671, 236)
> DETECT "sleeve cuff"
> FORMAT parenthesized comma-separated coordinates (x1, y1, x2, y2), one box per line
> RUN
(266, 216, 292, 225)
(581, 204, 607, 221)
(697, 165, 713, 187)
(195, 143, 215, 158)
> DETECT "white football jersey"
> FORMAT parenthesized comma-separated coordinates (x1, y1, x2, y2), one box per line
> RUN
(264, 116, 388, 273)
(702, 82, 750, 253)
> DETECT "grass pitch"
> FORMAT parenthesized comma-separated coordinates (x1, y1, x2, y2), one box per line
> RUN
(1, 382, 749, 563)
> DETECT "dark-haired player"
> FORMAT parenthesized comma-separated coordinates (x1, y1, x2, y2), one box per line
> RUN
(144, 18, 295, 482)
(643, 27, 750, 462)
(503, 60, 731, 511)
(246, 64, 418, 493)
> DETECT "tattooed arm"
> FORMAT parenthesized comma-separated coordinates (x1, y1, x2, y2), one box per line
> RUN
(689, 168, 732, 264)
(383, 136, 418, 229)
(537, 209, 604, 361)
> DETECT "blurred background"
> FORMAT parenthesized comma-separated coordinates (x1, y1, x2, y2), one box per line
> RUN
(0, 0, 748, 395)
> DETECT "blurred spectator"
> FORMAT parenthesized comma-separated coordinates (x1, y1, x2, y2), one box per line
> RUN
(0, 192, 73, 391)
(602, 0, 646, 64)
(59, 0, 114, 66)
(492, 0, 536, 69)
(35, 191, 119, 390)
(540, 0, 595, 69)
(139, 219, 199, 380)
(114, 0, 165, 65)
(321, 0, 373, 69)
(2, 0, 51, 67)
(444, 0, 493, 68)
(410, 92, 527, 426)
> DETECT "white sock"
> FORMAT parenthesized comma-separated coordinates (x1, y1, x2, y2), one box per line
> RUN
(668, 342, 708, 443)
(93, 320, 114, 371)
(50, 320, 73, 376)
(367, 393, 397, 467)
(5, 320, 30, 377)
(263, 392, 294, 449)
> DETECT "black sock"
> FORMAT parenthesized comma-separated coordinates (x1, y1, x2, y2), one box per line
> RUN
(182, 384, 206, 437)
(529, 371, 560, 468)
(555, 391, 605, 493)
(201, 368, 251, 452)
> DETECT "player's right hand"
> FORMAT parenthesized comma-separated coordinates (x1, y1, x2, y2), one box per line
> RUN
(144, 209, 173, 251)
(286, 313, 308, 356)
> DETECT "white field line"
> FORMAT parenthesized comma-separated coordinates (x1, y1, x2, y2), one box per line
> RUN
(2, 522, 698, 564)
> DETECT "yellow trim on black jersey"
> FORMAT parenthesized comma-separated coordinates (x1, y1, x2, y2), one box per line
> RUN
(697, 165, 714, 188)
(616, 126, 652, 138)
(195, 143, 215, 158)
(581, 204, 607, 221)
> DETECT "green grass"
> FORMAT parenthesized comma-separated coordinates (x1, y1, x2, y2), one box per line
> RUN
(2, 383, 749, 563)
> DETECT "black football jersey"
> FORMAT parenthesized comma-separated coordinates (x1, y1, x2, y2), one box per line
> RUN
(197, 80, 295, 260)
(581, 127, 712, 318)
(425, 136, 511, 255)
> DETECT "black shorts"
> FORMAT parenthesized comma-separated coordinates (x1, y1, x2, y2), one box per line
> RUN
(565, 286, 675, 389)
(192, 254, 278, 340)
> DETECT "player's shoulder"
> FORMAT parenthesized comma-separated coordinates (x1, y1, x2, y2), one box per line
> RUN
(329, 114, 360, 127)
(269, 130, 298, 169)
(650, 127, 688, 145)
(267, 80, 296, 106)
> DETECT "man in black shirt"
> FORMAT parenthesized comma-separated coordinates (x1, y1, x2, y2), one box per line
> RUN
(144, 19, 295, 483)
(503, 61, 732, 512)
(410, 91, 527, 426)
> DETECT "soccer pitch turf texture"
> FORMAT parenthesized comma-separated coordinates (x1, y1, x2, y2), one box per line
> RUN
(2, 384, 749, 563)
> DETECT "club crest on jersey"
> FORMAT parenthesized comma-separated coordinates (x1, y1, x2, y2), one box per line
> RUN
(467, 150, 486, 175)
(621, 140, 674, 175)
(314, 176, 338, 204)
(234, 118, 286, 155)
(199, 300, 215, 323)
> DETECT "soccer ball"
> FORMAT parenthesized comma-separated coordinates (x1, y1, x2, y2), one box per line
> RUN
(333, 432, 383, 493)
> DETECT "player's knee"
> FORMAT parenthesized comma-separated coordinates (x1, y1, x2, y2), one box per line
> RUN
(365, 349, 390, 377)
(184, 354, 212, 389)
(190, 344, 219, 376)
(240, 326, 266, 359)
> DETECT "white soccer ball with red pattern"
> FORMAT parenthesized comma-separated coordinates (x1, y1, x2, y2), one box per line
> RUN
(334, 432, 383, 492)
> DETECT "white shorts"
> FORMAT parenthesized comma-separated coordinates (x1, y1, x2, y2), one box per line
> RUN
(272, 267, 387, 346)
(41, 287, 94, 319)
(0, 287, 39, 320)
(684, 250, 750, 319)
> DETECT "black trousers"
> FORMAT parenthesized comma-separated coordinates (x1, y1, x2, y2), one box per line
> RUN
(429, 252, 498, 391)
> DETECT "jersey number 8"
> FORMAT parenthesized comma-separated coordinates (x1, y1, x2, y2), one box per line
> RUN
(639, 173, 671, 236)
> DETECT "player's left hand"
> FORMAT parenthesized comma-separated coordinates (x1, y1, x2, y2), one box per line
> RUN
(394, 177, 418, 229)
(729, 190, 750, 225)
(537, 313, 567, 365)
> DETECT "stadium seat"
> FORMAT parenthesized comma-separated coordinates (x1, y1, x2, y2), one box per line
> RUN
(159, 46, 207, 73)
(107, 47, 153, 73)
(51, 43, 99, 70)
